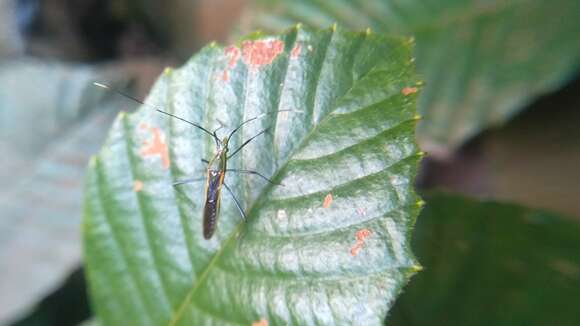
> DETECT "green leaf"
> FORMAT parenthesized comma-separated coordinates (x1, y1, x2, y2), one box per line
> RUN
(388, 193, 580, 325)
(0, 59, 128, 324)
(254, 0, 580, 153)
(83, 26, 423, 325)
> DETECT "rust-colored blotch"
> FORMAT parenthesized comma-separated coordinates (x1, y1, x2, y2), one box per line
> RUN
(323, 193, 333, 208)
(221, 70, 230, 82)
(402, 87, 418, 96)
(224, 45, 241, 68)
(140, 126, 170, 169)
(351, 228, 372, 256)
(221, 45, 241, 82)
(290, 42, 302, 58)
(133, 180, 144, 192)
(252, 319, 268, 326)
(356, 228, 372, 241)
(242, 40, 285, 67)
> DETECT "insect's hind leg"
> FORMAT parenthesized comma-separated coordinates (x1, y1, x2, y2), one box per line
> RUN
(172, 158, 212, 186)
(223, 182, 247, 221)
(226, 169, 282, 186)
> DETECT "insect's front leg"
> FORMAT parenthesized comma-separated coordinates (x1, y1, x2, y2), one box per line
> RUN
(173, 158, 211, 186)
(173, 177, 206, 186)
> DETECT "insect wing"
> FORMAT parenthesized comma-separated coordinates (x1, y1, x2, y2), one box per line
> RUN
(202, 170, 225, 239)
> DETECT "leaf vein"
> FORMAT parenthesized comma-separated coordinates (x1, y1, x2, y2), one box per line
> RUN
(94, 157, 153, 325)
(121, 115, 174, 313)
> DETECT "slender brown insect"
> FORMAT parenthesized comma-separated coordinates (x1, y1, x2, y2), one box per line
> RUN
(170, 114, 282, 239)
(94, 82, 283, 239)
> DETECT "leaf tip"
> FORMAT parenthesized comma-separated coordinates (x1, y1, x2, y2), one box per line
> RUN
(365, 27, 372, 35)
(163, 67, 173, 75)
(413, 114, 423, 121)
(295, 22, 303, 30)
(416, 199, 426, 208)
(411, 264, 423, 272)
(331, 22, 337, 31)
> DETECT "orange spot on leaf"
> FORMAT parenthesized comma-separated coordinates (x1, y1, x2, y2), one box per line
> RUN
(221, 46, 241, 83)
(252, 319, 268, 326)
(133, 180, 144, 192)
(140, 127, 170, 169)
(242, 40, 284, 68)
(350, 228, 372, 256)
(225, 45, 241, 68)
(290, 42, 302, 58)
(356, 228, 372, 241)
(402, 87, 418, 96)
(350, 243, 363, 256)
(323, 193, 333, 208)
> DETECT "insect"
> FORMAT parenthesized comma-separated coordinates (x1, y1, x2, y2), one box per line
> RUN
(94, 82, 284, 239)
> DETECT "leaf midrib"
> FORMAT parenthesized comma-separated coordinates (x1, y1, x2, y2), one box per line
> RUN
(168, 29, 303, 325)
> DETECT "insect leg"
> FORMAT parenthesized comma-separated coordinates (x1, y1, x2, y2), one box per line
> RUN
(223, 182, 247, 221)
(173, 177, 205, 186)
(226, 169, 282, 186)
(227, 128, 269, 159)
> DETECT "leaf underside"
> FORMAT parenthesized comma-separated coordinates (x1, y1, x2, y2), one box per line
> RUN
(255, 0, 580, 153)
(84, 26, 423, 325)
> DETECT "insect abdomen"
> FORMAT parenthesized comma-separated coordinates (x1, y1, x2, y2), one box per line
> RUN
(203, 170, 224, 239)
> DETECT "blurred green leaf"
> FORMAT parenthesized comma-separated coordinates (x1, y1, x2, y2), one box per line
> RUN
(389, 193, 580, 325)
(84, 26, 423, 325)
(254, 0, 580, 154)
(0, 59, 125, 324)
(0, 59, 103, 156)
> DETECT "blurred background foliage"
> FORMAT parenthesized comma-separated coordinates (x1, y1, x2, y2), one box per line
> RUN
(0, 0, 578, 325)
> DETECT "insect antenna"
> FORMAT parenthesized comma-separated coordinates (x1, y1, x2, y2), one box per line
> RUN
(93, 82, 221, 145)
(226, 109, 297, 140)
(227, 128, 269, 159)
